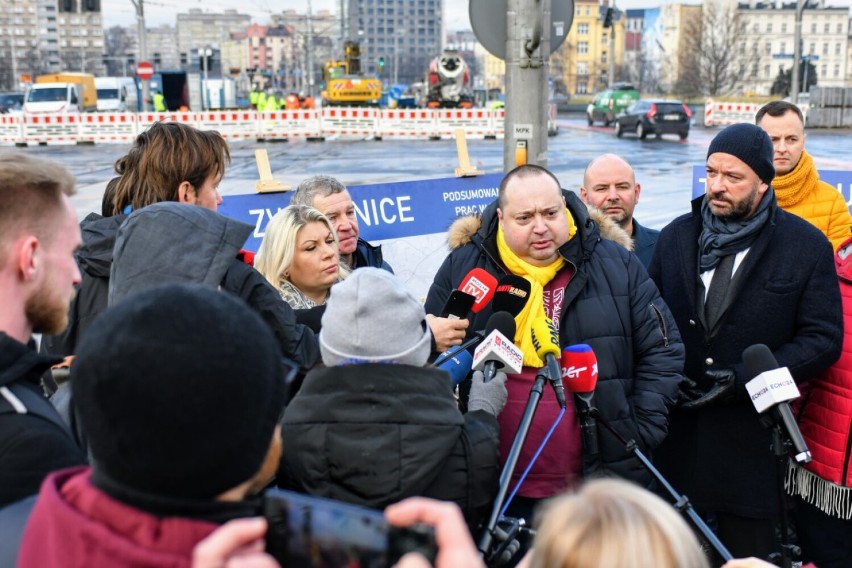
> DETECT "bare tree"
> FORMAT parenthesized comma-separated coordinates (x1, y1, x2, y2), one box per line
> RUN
(674, 1, 753, 97)
(104, 26, 135, 76)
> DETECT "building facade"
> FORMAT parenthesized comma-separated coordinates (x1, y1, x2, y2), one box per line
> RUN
(176, 9, 251, 70)
(557, 0, 626, 95)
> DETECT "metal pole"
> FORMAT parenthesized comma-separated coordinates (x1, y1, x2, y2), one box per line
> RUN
(393, 32, 399, 85)
(791, 0, 804, 103)
(608, 3, 616, 86)
(202, 48, 209, 110)
(130, 0, 149, 111)
(306, 0, 314, 98)
(503, 0, 549, 170)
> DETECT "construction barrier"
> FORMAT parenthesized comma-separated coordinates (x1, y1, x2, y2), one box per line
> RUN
(377, 109, 437, 139)
(321, 107, 380, 139)
(0, 115, 23, 145)
(0, 108, 511, 146)
(432, 108, 493, 139)
(197, 110, 259, 141)
(78, 112, 137, 144)
(704, 99, 809, 127)
(22, 113, 81, 145)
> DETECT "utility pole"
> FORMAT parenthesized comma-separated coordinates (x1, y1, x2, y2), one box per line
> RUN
(130, 0, 149, 111)
(306, 0, 314, 98)
(791, 0, 804, 103)
(504, 0, 549, 170)
(608, 3, 616, 86)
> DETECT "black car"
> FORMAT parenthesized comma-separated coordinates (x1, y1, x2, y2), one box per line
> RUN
(614, 99, 692, 140)
(0, 92, 23, 113)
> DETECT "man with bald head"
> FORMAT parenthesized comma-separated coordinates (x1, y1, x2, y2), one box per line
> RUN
(581, 154, 659, 267)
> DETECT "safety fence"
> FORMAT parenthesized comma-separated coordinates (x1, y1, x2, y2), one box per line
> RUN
(704, 98, 810, 127)
(0, 107, 514, 146)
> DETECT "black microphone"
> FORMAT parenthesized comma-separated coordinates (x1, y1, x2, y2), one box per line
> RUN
(743, 344, 812, 464)
(492, 274, 532, 317)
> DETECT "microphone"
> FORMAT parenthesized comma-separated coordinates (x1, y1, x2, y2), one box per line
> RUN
(531, 317, 566, 408)
(472, 312, 523, 382)
(743, 344, 812, 464)
(436, 348, 473, 387)
(458, 267, 498, 314)
(492, 274, 532, 317)
(562, 344, 600, 456)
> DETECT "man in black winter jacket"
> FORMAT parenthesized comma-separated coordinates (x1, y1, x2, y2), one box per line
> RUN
(279, 268, 506, 531)
(0, 152, 86, 508)
(424, 165, 684, 521)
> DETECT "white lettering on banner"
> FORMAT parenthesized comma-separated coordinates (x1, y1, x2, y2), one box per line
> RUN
(354, 196, 414, 227)
(441, 187, 498, 202)
(248, 207, 286, 238)
(454, 203, 488, 216)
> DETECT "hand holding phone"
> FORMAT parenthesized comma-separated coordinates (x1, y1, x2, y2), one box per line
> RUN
(439, 290, 476, 320)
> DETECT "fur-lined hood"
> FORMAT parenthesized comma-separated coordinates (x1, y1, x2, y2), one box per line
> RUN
(447, 201, 634, 253)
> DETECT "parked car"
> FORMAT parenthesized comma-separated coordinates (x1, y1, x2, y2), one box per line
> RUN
(0, 92, 24, 113)
(586, 83, 639, 126)
(613, 99, 692, 140)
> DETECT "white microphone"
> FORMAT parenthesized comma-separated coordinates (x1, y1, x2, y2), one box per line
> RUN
(472, 312, 523, 382)
(744, 344, 812, 464)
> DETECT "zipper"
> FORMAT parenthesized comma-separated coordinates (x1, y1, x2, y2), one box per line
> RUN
(842, 416, 852, 484)
(650, 303, 669, 347)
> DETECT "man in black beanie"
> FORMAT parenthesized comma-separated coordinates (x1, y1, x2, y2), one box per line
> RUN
(648, 123, 843, 560)
(15, 284, 287, 567)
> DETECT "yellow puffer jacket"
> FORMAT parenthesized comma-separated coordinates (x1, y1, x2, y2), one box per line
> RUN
(774, 151, 852, 251)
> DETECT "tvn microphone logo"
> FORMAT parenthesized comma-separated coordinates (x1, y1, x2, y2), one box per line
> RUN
(462, 277, 490, 303)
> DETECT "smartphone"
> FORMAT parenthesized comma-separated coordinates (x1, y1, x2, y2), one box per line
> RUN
(439, 289, 476, 319)
(263, 488, 437, 568)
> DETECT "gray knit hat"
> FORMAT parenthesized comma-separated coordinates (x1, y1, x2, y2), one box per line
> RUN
(319, 267, 432, 367)
(707, 123, 775, 185)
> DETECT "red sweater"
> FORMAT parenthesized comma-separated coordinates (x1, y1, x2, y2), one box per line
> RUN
(18, 467, 219, 568)
(789, 236, 852, 518)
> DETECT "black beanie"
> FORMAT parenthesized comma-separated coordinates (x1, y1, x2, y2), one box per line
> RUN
(707, 123, 775, 185)
(72, 283, 285, 500)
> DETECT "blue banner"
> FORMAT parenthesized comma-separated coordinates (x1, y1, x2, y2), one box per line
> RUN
(220, 173, 504, 252)
(691, 165, 852, 207)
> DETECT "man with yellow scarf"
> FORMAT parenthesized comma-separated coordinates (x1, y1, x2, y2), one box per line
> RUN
(756, 101, 852, 251)
(424, 164, 684, 527)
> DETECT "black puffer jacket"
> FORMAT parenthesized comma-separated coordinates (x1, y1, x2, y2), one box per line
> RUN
(424, 190, 684, 488)
(278, 364, 500, 529)
(41, 213, 126, 358)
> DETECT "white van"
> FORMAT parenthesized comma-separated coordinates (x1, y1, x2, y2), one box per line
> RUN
(95, 77, 139, 112)
(24, 83, 86, 113)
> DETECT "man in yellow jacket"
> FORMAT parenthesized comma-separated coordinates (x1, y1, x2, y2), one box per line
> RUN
(757, 101, 852, 250)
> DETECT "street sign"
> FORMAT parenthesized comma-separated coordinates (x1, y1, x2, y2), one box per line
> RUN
(137, 61, 154, 80)
(470, 0, 574, 60)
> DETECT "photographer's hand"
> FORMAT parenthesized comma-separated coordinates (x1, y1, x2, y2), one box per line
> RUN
(192, 517, 279, 568)
(386, 498, 485, 568)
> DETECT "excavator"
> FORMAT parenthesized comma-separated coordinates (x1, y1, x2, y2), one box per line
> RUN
(321, 41, 382, 107)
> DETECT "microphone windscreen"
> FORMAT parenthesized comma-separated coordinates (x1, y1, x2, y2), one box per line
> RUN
(531, 317, 560, 359)
(561, 344, 598, 394)
(484, 311, 516, 340)
(458, 268, 498, 314)
(436, 349, 473, 386)
(492, 274, 531, 316)
(743, 344, 777, 380)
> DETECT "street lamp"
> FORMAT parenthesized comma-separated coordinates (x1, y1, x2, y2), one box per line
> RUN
(791, 0, 805, 103)
(393, 28, 405, 85)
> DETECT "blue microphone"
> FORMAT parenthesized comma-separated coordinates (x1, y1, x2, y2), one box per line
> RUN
(436, 349, 473, 386)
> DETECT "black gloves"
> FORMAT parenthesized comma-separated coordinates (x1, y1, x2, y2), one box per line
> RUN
(680, 369, 737, 411)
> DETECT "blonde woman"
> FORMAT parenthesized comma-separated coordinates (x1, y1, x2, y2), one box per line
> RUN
(527, 478, 711, 568)
(255, 205, 348, 310)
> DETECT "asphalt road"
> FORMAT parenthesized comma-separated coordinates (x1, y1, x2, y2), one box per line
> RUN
(4, 115, 851, 229)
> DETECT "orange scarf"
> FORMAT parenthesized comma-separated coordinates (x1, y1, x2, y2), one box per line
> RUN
(773, 150, 819, 208)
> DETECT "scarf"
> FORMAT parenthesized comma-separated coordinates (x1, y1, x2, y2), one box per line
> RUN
(772, 150, 819, 208)
(698, 188, 776, 271)
(496, 209, 576, 367)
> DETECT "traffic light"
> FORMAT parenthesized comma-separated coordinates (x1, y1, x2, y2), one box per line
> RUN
(379, 57, 385, 68)
(603, 8, 614, 28)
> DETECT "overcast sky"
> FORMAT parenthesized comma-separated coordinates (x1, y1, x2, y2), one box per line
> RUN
(102, 0, 852, 29)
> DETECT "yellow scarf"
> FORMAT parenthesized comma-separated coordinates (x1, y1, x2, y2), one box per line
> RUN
(496, 209, 577, 367)
(772, 150, 819, 208)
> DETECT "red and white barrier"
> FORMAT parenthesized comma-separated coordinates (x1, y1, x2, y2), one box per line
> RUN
(704, 99, 762, 127)
(0, 115, 23, 145)
(377, 109, 436, 139)
(78, 113, 137, 144)
(432, 108, 493, 139)
(23, 113, 80, 145)
(136, 111, 199, 132)
(321, 107, 379, 139)
(197, 110, 259, 141)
